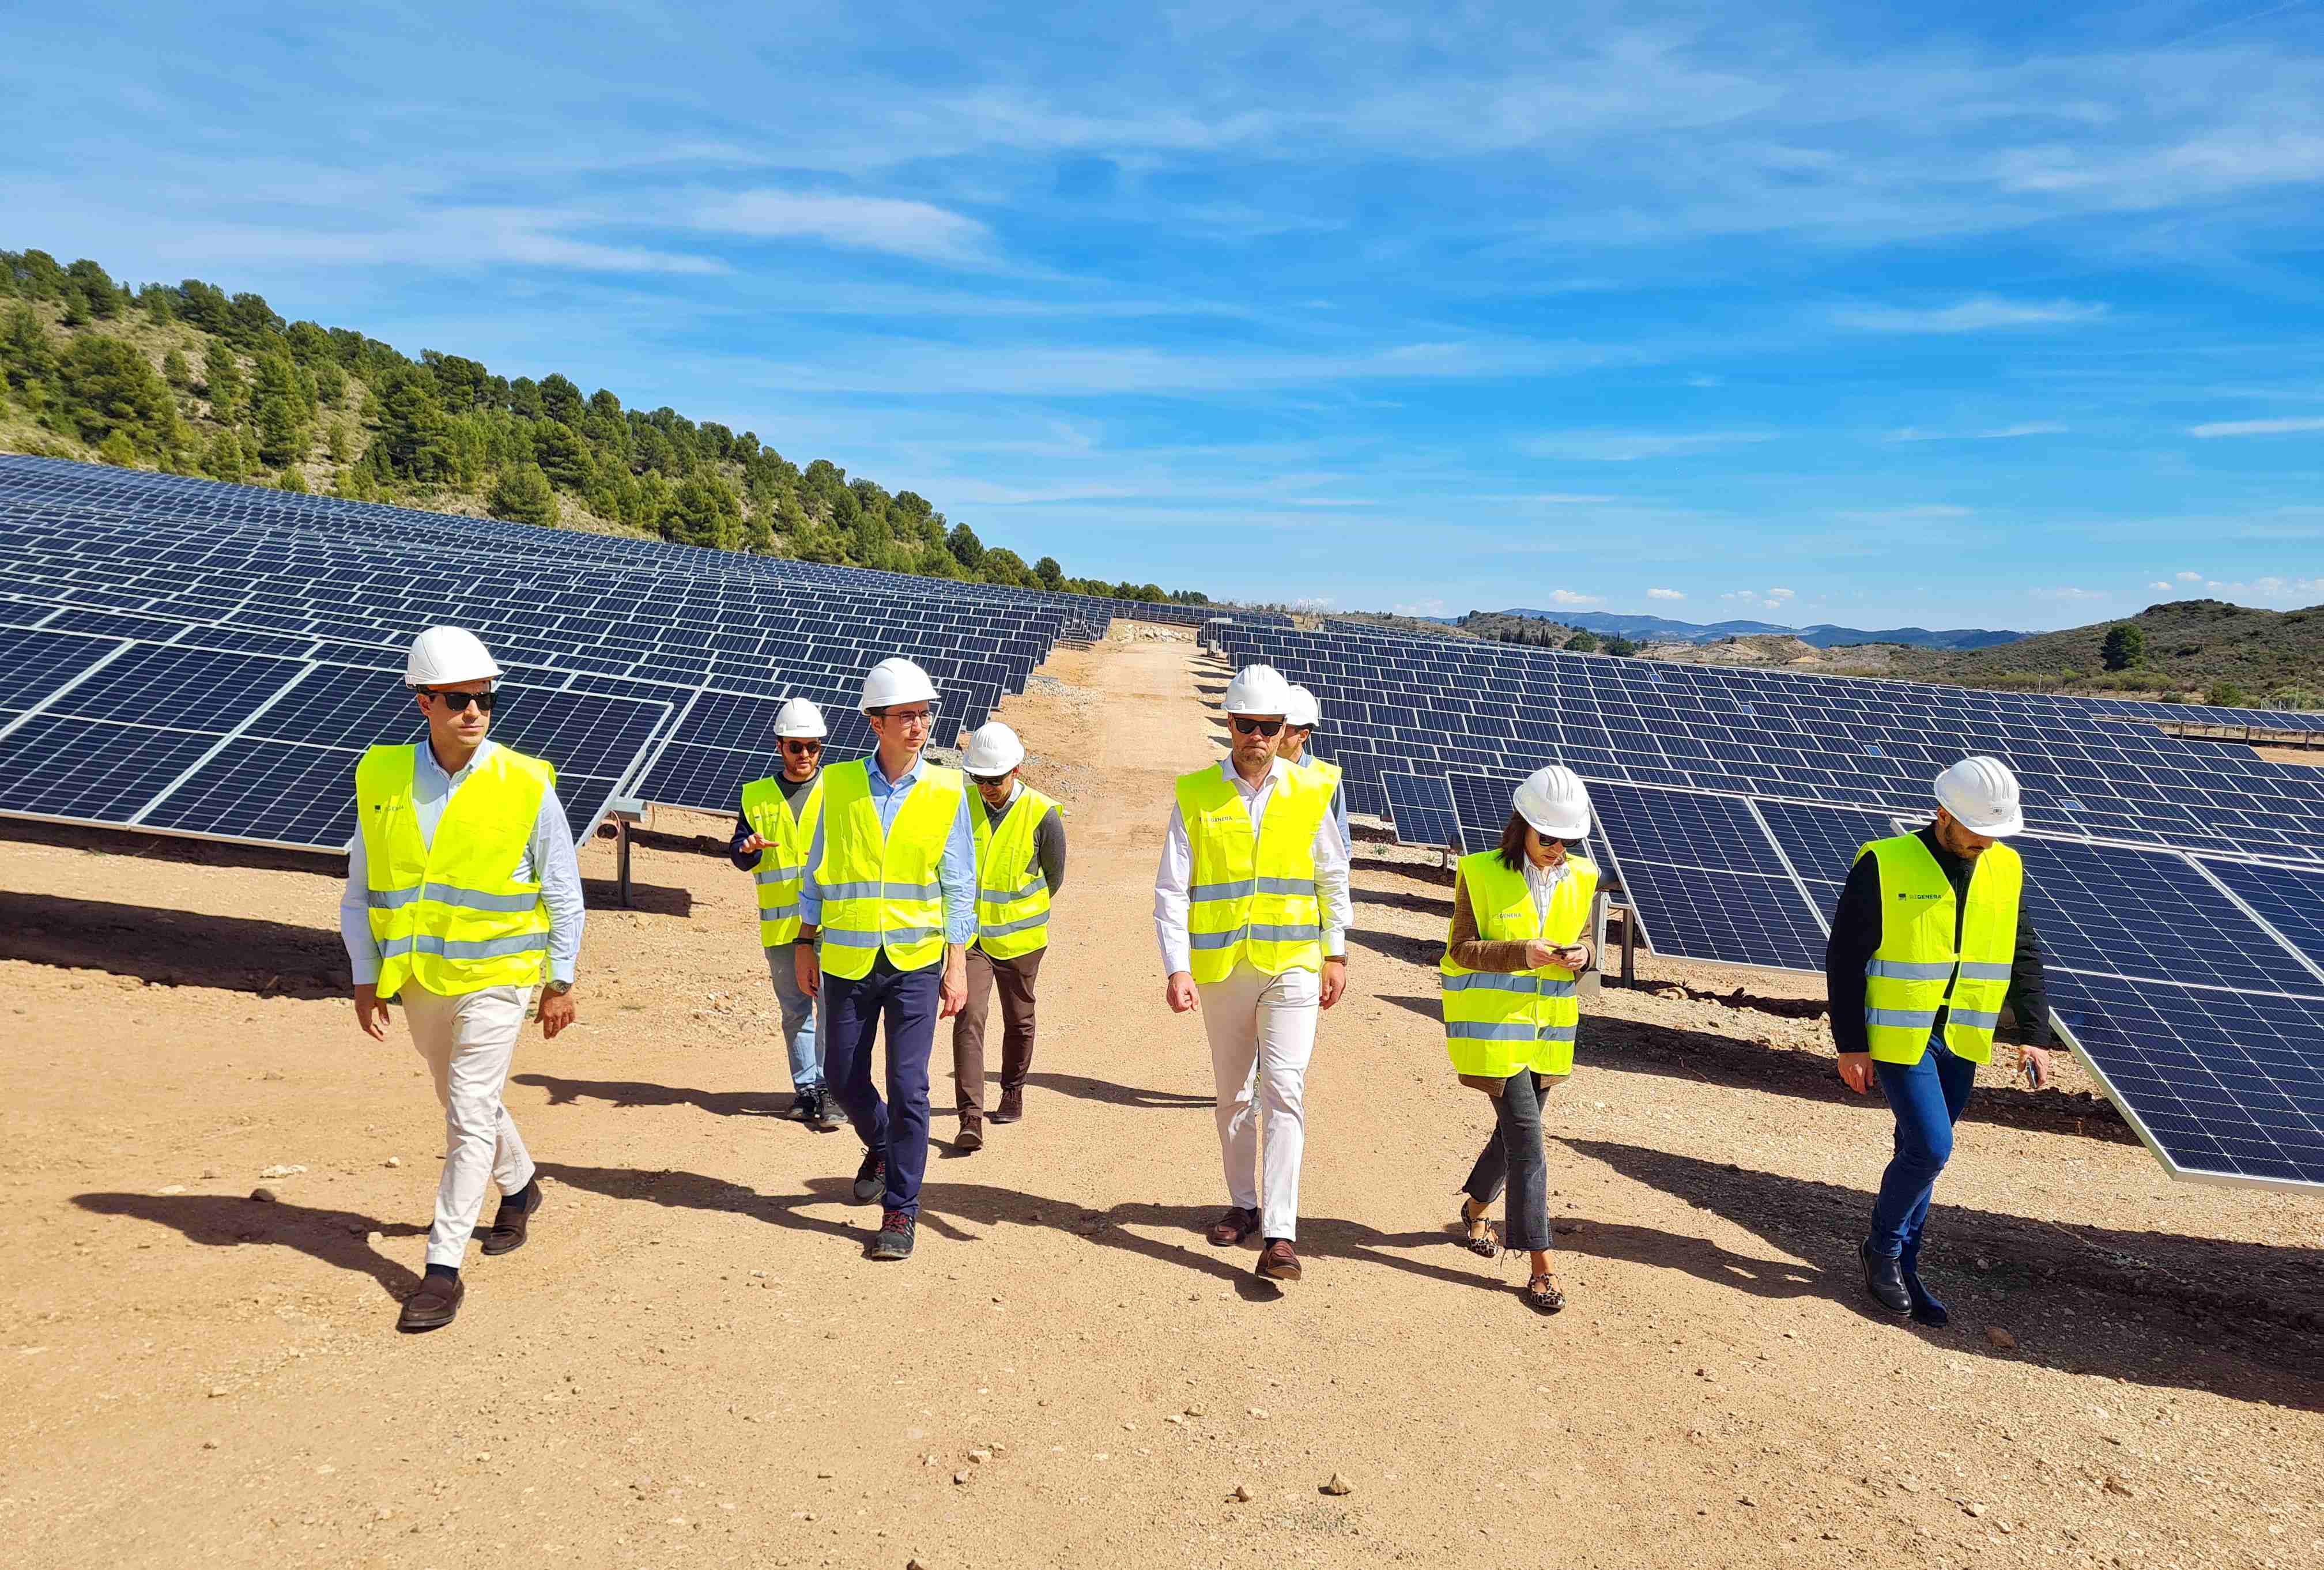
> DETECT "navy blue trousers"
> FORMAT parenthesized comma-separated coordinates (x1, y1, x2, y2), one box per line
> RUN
(821, 955, 941, 1218)
(1866, 1031, 1978, 1267)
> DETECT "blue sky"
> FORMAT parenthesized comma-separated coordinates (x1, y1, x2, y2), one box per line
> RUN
(7, 2, 2324, 628)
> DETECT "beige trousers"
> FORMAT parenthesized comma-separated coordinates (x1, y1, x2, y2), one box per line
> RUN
(1199, 961, 1321, 1242)
(399, 983, 535, 1268)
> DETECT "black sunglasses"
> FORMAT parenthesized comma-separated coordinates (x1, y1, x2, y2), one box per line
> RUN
(1231, 717, 1284, 737)
(424, 689, 497, 714)
(782, 739, 823, 754)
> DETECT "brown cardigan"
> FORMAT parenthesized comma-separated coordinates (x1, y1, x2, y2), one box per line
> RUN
(1447, 864, 1592, 1093)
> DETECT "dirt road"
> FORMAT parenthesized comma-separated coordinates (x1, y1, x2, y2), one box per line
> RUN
(3, 631, 2321, 1569)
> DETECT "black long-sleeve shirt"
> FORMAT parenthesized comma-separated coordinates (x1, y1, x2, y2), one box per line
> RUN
(1824, 825, 2052, 1055)
(729, 772, 820, 871)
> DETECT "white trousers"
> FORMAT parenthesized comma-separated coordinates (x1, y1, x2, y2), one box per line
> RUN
(1199, 962, 1321, 1242)
(400, 983, 535, 1268)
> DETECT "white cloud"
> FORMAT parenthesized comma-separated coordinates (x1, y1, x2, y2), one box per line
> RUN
(2148, 580, 2172, 590)
(1393, 598, 1448, 617)
(1545, 589, 1602, 607)
(2191, 576, 2324, 605)
(1522, 431, 1773, 462)
(688, 190, 997, 265)
(2186, 416, 2324, 438)
(1833, 297, 2109, 333)
(2177, 570, 2203, 582)
(1888, 422, 2068, 442)
(1646, 587, 1685, 601)
(2031, 586, 2108, 601)
(1768, 587, 1795, 601)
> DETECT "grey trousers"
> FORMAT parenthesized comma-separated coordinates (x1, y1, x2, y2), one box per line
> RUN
(1460, 1070, 1558, 1252)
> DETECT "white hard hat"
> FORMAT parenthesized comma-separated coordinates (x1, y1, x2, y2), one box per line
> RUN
(1222, 664, 1293, 717)
(860, 656, 938, 714)
(406, 625, 501, 688)
(1284, 685, 1320, 729)
(1934, 755, 2024, 837)
(963, 720, 1025, 778)
(774, 697, 827, 739)
(1513, 765, 1592, 840)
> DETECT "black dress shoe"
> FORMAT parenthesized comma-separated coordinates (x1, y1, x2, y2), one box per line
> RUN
(480, 1182, 544, 1256)
(1860, 1242, 1913, 1315)
(397, 1273, 464, 1331)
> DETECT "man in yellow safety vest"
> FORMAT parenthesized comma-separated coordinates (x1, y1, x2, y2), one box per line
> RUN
(731, 697, 842, 1131)
(342, 627, 584, 1333)
(1278, 684, 1349, 846)
(1825, 756, 2054, 1326)
(950, 719, 1067, 1150)
(795, 656, 975, 1263)
(1154, 663, 1352, 1284)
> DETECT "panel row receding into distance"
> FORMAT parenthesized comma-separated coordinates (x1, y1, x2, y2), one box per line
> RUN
(1584, 782, 1831, 972)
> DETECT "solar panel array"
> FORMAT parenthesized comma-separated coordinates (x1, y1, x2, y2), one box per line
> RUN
(0, 455, 1174, 850)
(1214, 617, 2324, 1190)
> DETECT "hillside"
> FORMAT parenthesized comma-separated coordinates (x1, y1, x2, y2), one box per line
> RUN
(1824, 599, 2324, 707)
(1512, 609, 2027, 651)
(0, 247, 1205, 606)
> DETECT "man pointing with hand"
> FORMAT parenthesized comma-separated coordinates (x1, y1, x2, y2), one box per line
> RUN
(1155, 663, 1351, 1284)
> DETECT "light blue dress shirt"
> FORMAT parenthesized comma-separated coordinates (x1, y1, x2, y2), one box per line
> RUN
(797, 749, 978, 947)
(338, 738, 587, 987)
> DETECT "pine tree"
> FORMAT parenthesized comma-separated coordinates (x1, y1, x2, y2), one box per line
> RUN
(277, 467, 310, 493)
(202, 340, 246, 424)
(489, 462, 557, 526)
(161, 347, 191, 387)
(202, 429, 247, 482)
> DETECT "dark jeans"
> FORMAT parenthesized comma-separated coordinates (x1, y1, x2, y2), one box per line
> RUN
(1461, 1070, 1558, 1252)
(1866, 1032, 1978, 1267)
(821, 955, 941, 1218)
(953, 945, 1043, 1112)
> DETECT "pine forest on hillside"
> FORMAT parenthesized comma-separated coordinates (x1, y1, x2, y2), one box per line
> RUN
(0, 247, 1210, 606)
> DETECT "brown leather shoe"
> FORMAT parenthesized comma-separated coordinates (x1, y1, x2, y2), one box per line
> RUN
(956, 1110, 984, 1152)
(480, 1182, 543, 1256)
(1206, 1206, 1259, 1247)
(397, 1272, 463, 1331)
(991, 1086, 1024, 1124)
(1257, 1239, 1302, 1281)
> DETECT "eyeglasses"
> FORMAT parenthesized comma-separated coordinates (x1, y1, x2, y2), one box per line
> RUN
(880, 707, 934, 727)
(424, 689, 497, 714)
(1231, 717, 1284, 737)
(782, 739, 823, 755)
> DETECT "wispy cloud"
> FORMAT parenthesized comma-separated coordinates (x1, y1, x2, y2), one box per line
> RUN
(1831, 504, 1974, 523)
(1887, 422, 2068, 442)
(1646, 587, 1685, 601)
(1543, 589, 1602, 607)
(2187, 416, 2324, 437)
(2031, 586, 2109, 601)
(1833, 297, 2108, 333)
(2177, 570, 2204, 581)
(1521, 431, 1773, 462)
(2149, 580, 2174, 589)
(686, 190, 997, 266)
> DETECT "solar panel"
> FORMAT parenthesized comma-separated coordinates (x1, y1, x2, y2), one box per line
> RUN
(2197, 858, 2324, 978)
(1382, 771, 1460, 849)
(1751, 798, 1910, 910)
(1586, 782, 1830, 971)
(1447, 772, 1521, 857)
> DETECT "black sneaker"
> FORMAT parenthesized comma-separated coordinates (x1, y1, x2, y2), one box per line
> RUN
(809, 1089, 845, 1133)
(851, 1149, 886, 1204)
(786, 1090, 816, 1122)
(869, 1209, 916, 1261)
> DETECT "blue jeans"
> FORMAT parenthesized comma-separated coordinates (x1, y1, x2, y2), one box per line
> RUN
(764, 947, 822, 1092)
(820, 956, 940, 1218)
(1866, 1031, 1977, 1267)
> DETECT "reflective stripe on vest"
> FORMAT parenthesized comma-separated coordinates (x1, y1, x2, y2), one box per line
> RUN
(356, 742, 553, 1001)
(1174, 764, 1331, 983)
(741, 773, 825, 948)
(1439, 850, 1598, 1080)
(972, 787, 1055, 961)
(814, 759, 964, 979)
(1858, 833, 2024, 1067)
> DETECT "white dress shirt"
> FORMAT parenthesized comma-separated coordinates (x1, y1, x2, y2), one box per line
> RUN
(1153, 757, 1353, 976)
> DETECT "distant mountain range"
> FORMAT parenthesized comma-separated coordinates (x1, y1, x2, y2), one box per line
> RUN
(1498, 610, 2028, 651)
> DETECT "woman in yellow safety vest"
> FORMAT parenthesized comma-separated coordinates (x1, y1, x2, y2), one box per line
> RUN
(1439, 765, 1599, 1315)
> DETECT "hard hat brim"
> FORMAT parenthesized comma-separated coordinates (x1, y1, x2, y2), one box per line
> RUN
(1518, 809, 1590, 840)
(1953, 808, 2023, 837)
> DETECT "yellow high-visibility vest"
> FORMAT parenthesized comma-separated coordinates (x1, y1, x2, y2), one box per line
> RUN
(1174, 764, 1331, 984)
(1439, 850, 1597, 1078)
(740, 773, 825, 948)
(815, 758, 964, 979)
(1858, 833, 2024, 1065)
(356, 742, 554, 1001)
(1298, 755, 1342, 790)
(973, 786, 1055, 961)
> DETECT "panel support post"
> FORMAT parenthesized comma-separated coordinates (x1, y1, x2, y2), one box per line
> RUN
(1619, 901, 1638, 988)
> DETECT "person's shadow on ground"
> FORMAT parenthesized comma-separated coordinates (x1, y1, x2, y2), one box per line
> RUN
(71, 1192, 429, 1300)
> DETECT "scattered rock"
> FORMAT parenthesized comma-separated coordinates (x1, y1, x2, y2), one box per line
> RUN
(385, 1156, 402, 1168)
(201, 1439, 218, 1449)
(207, 1386, 229, 1399)
(953, 1470, 971, 1485)
(258, 1164, 307, 1179)
(157, 1184, 186, 1195)
(1183, 1404, 1205, 1418)
(967, 1449, 990, 1465)
(1247, 1406, 1269, 1420)
(1321, 1473, 1353, 1497)
(1984, 1327, 2018, 1350)
(248, 1187, 278, 1203)
(2103, 1475, 2136, 1498)
(365, 1231, 384, 1247)
(200, 1167, 220, 1180)
(1229, 1484, 1254, 1503)
(1963, 1503, 1987, 1518)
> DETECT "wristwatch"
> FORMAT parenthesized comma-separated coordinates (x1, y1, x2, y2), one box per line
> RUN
(544, 979, 574, 997)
